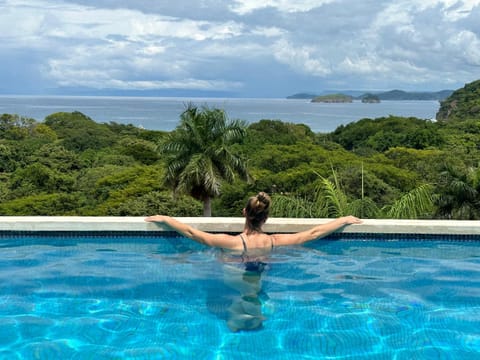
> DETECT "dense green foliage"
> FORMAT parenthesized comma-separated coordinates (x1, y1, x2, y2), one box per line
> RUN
(331, 116, 443, 152)
(1, 80, 480, 219)
(0, 112, 202, 216)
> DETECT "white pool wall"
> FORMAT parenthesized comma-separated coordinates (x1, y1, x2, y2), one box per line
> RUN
(0, 217, 479, 235)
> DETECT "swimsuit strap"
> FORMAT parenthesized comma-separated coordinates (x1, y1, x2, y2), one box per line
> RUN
(240, 233, 248, 252)
(241, 233, 274, 251)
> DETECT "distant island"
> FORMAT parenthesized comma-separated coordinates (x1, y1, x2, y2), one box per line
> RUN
(288, 89, 453, 101)
(311, 94, 353, 103)
(361, 93, 381, 103)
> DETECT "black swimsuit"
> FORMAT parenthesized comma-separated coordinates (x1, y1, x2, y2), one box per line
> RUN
(239, 234, 273, 273)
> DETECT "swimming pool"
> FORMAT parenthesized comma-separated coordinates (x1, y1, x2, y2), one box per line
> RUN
(0, 231, 478, 359)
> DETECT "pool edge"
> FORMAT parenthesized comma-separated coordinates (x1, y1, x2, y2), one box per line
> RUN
(0, 217, 479, 235)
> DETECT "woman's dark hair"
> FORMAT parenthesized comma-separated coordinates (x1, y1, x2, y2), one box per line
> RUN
(245, 192, 271, 231)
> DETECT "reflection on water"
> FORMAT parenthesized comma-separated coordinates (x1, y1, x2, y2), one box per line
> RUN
(209, 249, 271, 332)
(223, 261, 268, 332)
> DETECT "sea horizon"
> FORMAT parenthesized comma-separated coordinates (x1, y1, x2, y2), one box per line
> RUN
(0, 95, 440, 133)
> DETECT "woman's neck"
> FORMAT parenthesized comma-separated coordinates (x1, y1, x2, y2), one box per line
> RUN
(243, 224, 263, 235)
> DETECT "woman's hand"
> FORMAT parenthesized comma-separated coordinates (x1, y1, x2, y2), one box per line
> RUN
(144, 215, 168, 222)
(339, 215, 363, 225)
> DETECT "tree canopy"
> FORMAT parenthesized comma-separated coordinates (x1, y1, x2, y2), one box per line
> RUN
(1, 79, 480, 219)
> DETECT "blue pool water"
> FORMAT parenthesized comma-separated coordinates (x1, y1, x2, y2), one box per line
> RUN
(0, 233, 479, 359)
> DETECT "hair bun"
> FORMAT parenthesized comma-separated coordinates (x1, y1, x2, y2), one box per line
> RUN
(245, 192, 271, 230)
(256, 192, 270, 207)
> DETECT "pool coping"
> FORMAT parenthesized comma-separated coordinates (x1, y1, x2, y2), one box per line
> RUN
(0, 217, 479, 235)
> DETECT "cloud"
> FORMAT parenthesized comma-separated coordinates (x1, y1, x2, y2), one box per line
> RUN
(272, 39, 331, 76)
(448, 30, 480, 66)
(0, 0, 479, 96)
(229, 0, 335, 15)
(0, 0, 257, 92)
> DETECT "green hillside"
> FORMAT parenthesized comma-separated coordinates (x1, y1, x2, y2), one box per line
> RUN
(436, 80, 480, 121)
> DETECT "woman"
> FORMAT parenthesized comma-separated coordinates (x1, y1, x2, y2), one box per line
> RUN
(144, 192, 362, 250)
(145, 192, 362, 331)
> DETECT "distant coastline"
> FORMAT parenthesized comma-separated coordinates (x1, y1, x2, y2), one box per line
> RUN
(287, 89, 453, 101)
(0, 96, 439, 133)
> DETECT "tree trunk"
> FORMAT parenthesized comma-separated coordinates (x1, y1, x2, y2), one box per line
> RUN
(203, 197, 212, 217)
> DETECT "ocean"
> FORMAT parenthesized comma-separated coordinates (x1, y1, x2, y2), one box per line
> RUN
(0, 95, 440, 133)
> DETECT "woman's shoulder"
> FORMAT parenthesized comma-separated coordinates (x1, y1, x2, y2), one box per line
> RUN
(210, 233, 244, 250)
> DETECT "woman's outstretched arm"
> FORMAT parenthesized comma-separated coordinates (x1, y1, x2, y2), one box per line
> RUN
(273, 216, 362, 247)
(144, 215, 240, 249)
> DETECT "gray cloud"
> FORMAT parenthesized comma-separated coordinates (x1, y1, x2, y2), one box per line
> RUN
(0, 0, 479, 97)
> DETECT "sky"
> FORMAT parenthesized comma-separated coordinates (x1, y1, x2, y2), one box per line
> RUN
(1, 0, 479, 98)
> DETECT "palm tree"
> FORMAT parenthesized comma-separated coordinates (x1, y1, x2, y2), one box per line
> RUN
(160, 104, 249, 216)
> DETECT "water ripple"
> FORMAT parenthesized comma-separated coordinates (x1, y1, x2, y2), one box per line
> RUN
(0, 237, 478, 359)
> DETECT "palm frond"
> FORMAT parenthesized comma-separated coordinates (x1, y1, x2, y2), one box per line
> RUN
(316, 177, 348, 217)
(383, 184, 434, 219)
